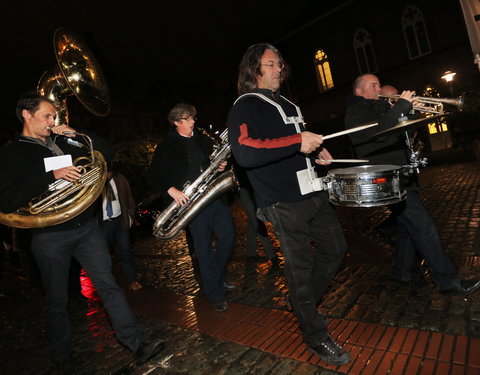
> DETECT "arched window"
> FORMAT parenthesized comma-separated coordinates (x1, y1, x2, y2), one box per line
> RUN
(353, 28, 378, 74)
(402, 5, 431, 59)
(314, 49, 334, 92)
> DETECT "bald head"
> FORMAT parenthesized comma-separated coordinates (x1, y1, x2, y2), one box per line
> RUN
(353, 74, 381, 100)
(380, 85, 398, 97)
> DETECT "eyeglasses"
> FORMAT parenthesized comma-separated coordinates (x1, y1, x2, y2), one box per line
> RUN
(179, 116, 197, 121)
(261, 62, 285, 70)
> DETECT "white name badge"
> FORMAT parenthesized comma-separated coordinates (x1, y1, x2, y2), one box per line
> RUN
(296, 167, 326, 195)
(44, 155, 73, 191)
(44, 155, 72, 172)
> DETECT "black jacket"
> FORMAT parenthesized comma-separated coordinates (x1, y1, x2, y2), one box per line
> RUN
(345, 95, 420, 190)
(146, 129, 212, 208)
(0, 132, 110, 232)
(345, 95, 413, 165)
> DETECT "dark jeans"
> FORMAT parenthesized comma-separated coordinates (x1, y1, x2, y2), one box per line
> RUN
(238, 187, 275, 259)
(31, 218, 144, 362)
(99, 215, 137, 285)
(260, 193, 346, 346)
(391, 191, 459, 290)
(188, 199, 235, 304)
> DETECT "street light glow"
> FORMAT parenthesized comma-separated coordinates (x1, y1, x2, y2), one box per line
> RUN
(441, 70, 456, 82)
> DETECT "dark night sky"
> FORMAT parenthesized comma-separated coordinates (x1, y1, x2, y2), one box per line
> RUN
(0, 0, 326, 121)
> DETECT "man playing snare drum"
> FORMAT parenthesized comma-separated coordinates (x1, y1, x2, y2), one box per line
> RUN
(345, 74, 480, 295)
(228, 43, 350, 366)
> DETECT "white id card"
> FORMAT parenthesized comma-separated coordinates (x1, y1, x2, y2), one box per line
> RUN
(44, 155, 72, 172)
(44, 155, 73, 191)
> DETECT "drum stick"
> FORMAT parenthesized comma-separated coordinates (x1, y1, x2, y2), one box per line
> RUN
(317, 159, 369, 163)
(322, 122, 378, 140)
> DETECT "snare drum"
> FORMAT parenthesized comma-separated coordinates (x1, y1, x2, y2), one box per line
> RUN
(326, 165, 406, 207)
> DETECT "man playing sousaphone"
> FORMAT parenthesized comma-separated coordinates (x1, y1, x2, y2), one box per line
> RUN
(0, 93, 164, 371)
(345, 74, 480, 295)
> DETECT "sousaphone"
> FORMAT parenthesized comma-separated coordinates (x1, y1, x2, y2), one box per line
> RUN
(0, 27, 109, 228)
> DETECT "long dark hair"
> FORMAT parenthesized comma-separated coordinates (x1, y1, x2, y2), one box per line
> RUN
(237, 43, 289, 95)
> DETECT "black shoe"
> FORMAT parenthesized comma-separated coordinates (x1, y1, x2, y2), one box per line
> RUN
(269, 256, 279, 265)
(441, 278, 480, 296)
(391, 277, 422, 288)
(54, 359, 77, 375)
(247, 255, 267, 262)
(134, 340, 165, 365)
(223, 282, 237, 291)
(213, 300, 229, 311)
(307, 336, 351, 366)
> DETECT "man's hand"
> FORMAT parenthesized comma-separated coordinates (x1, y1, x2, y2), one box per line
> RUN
(53, 166, 82, 182)
(218, 161, 228, 172)
(168, 187, 190, 206)
(399, 90, 416, 103)
(315, 148, 333, 166)
(50, 124, 77, 137)
(300, 131, 324, 154)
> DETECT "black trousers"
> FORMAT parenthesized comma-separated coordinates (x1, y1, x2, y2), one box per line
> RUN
(260, 193, 346, 346)
(31, 219, 144, 362)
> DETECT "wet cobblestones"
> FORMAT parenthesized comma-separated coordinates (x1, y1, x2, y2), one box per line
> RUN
(1, 160, 479, 374)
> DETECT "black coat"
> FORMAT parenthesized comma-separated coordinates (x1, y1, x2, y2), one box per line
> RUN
(146, 129, 212, 208)
(345, 95, 420, 190)
(0, 132, 111, 232)
(345, 95, 413, 165)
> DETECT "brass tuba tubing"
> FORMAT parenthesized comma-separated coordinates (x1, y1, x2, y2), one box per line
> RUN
(29, 166, 102, 214)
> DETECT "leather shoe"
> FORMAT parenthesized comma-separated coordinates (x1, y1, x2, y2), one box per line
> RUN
(269, 255, 279, 265)
(128, 281, 143, 292)
(391, 277, 423, 288)
(134, 340, 165, 365)
(440, 278, 480, 296)
(54, 359, 77, 375)
(307, 336, 351, 365)
(223, 282, 237, 291)
(247, 255, 267, 262)
(213, 300, 229, 311)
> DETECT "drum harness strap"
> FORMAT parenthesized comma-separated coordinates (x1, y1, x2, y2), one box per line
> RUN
(235, 93, 325, 195)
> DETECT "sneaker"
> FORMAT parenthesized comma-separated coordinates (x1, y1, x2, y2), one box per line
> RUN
(223, 282, 237, 291)
(307, 336, 351, 365)
(128, 281, 143, 292)
(213, 300, 229, 311)
(247, 255, 268, 262)
(134, 340, 165, 365)
(440, 278, 480, 296)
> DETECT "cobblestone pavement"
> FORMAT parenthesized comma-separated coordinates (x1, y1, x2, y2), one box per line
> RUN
(1, 159, 479, 374)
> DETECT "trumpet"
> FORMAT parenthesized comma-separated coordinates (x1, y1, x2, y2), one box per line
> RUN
(378, 93, 465, 114)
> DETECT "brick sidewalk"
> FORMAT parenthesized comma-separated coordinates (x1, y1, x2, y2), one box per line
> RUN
(1, 160, 480, 374)
(126, 288, 480, 375)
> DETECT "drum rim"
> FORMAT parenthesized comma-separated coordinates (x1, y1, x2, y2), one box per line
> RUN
(328, 164, 402, 176)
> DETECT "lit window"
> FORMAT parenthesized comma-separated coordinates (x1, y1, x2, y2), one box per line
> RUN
(427, 118, 448, 135)
(353, 28, 378, 74)
(402, 5, 431, 60)
(314, 49, 334, 92)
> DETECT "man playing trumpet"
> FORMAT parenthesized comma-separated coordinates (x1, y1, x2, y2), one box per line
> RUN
(345, 74, 480, 295)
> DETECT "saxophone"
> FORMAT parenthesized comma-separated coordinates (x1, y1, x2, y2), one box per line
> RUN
(152, 128, 238, 240)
